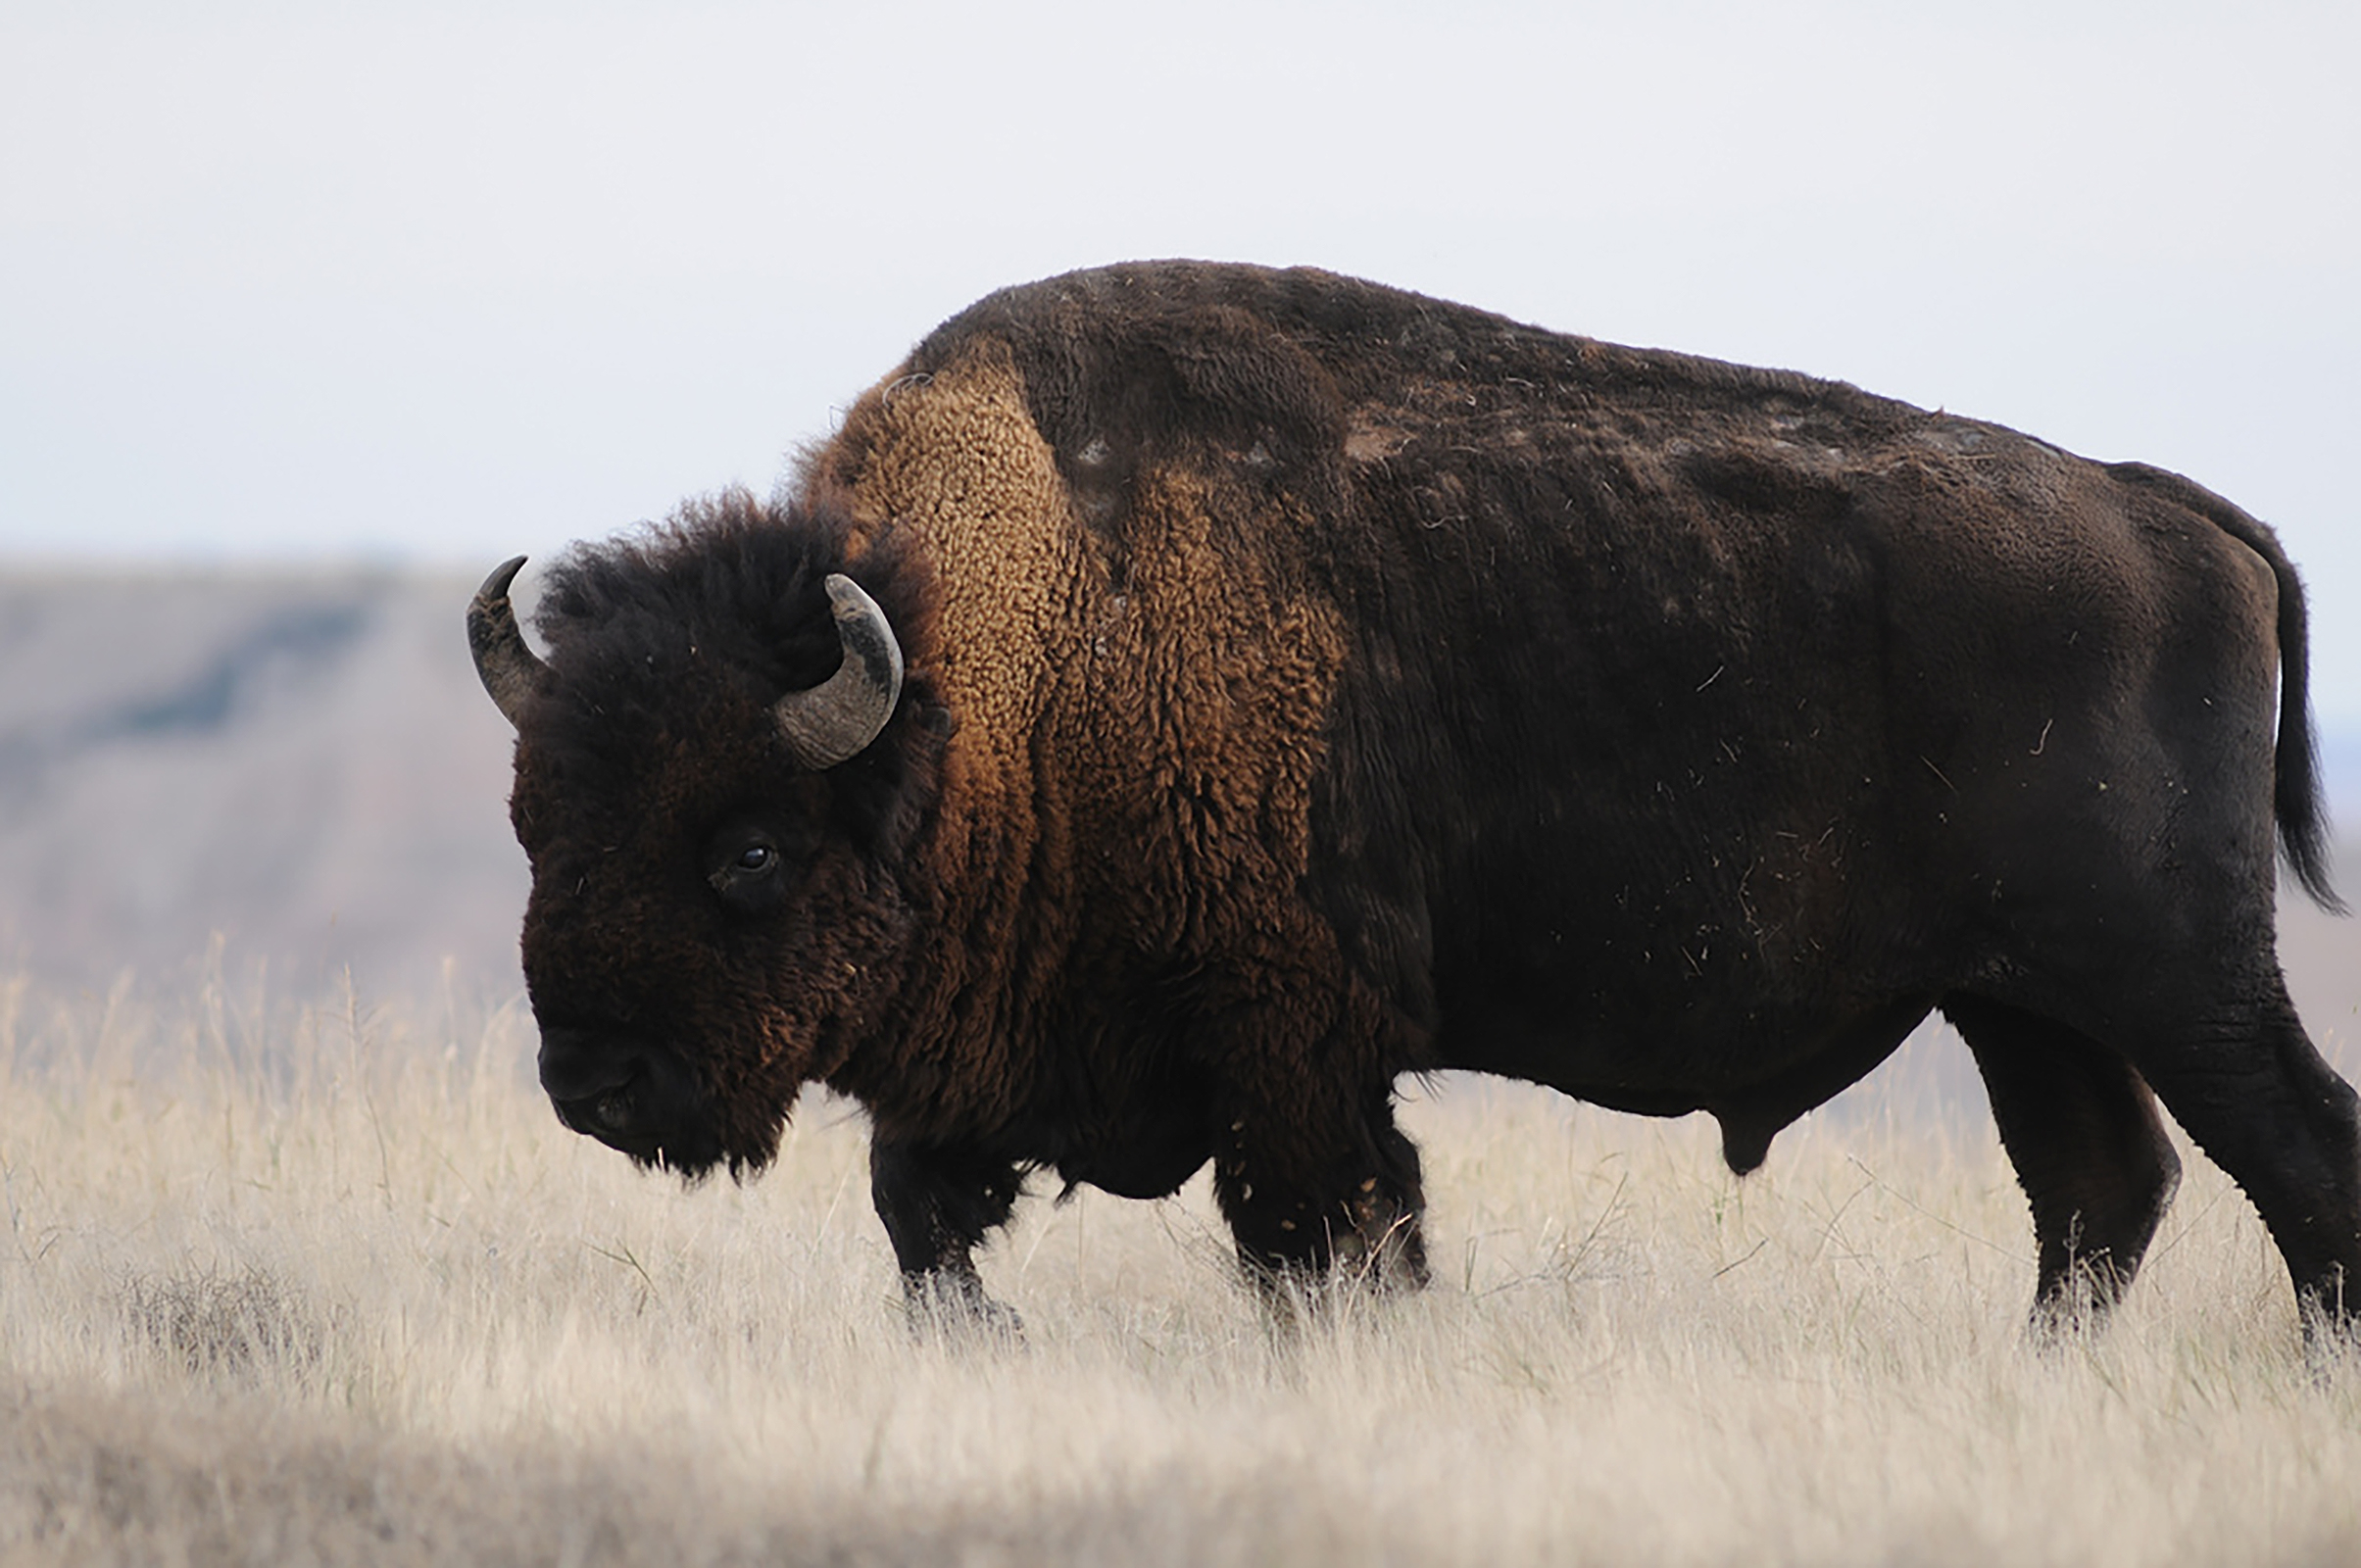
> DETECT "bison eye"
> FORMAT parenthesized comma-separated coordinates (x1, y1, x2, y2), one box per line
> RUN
(705, 813, 812, 914)
(707, 831, 791, 912)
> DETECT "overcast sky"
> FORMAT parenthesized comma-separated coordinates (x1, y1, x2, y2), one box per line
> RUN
(5, 1, 2357, 722)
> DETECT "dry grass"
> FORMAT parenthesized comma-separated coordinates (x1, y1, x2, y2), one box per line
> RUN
(3, 970, 2360, 1566)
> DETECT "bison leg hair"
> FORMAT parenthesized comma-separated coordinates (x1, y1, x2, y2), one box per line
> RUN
(867, 1137, 1026, 1335)
(1212, 1076, 1430, 1296)
(1945, 996, 2182, 1330)
(2120, 977, 2361, 1342)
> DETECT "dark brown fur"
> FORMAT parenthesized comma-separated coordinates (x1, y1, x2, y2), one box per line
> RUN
(496, 262, 2354, 1331)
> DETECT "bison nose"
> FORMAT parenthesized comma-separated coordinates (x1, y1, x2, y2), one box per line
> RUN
(588, 1085, 636, 1133)
(553, 1082, 641, 1140)
(537, 1024, 638, 1103)
(536, 1024, 677, 1157)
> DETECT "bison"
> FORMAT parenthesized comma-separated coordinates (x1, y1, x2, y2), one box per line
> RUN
(471, 261, 2356, 1333)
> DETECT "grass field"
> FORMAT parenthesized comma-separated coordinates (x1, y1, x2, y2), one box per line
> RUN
(4, 969, 2361, 1567)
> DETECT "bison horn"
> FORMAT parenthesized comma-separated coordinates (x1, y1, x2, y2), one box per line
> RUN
(467, 555, 549, 729)
(774, 574, 905, 767)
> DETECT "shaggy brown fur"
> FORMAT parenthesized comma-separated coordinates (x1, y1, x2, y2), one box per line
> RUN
(487, 262, 2354, 1332)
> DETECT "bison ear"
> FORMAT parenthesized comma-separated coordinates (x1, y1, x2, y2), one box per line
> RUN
(467, 556, 550, 729)
(772, 573, 905, 768)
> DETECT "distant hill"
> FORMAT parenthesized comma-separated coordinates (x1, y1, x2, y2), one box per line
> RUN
(0, 568, 2352, 1063)
(0, 568, 525, 998)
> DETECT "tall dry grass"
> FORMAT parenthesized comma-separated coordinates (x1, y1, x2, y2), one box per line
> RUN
(2, 968, 2359, 1566)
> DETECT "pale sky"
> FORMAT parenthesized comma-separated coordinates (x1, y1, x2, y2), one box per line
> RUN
(5, 0, 2357, 722)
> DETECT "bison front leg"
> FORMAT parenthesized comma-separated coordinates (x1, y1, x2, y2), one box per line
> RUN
(867, 1137, 1026, 1338)
(1212, 1074, 1430, 1298)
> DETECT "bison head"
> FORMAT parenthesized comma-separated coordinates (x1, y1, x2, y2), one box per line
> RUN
(470, 495, 942, 1179)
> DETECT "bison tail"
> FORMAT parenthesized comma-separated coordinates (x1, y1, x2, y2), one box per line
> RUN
(2268, 559, 2345, 914)
(2115, 463, 2344, 913)
(2217, 491, 2343, 914)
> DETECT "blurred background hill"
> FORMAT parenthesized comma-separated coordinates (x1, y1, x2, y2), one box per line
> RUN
(0, 568, 522, 998)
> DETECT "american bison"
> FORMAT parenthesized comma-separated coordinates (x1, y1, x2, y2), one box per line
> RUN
(471, 261, 2355, 1331)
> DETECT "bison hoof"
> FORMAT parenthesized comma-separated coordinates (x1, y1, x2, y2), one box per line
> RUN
(900, 1272, 1024, 1347)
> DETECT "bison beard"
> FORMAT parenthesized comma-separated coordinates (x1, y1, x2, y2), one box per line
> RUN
(473, 261, 2358, 1339)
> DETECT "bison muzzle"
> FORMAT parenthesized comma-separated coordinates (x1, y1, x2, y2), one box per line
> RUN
(472, 261, 2357, 1339)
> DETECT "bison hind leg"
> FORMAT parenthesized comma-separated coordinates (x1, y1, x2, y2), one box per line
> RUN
(1944, 995, 2182, 1331)
(2110, 974, 2361, 1344)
